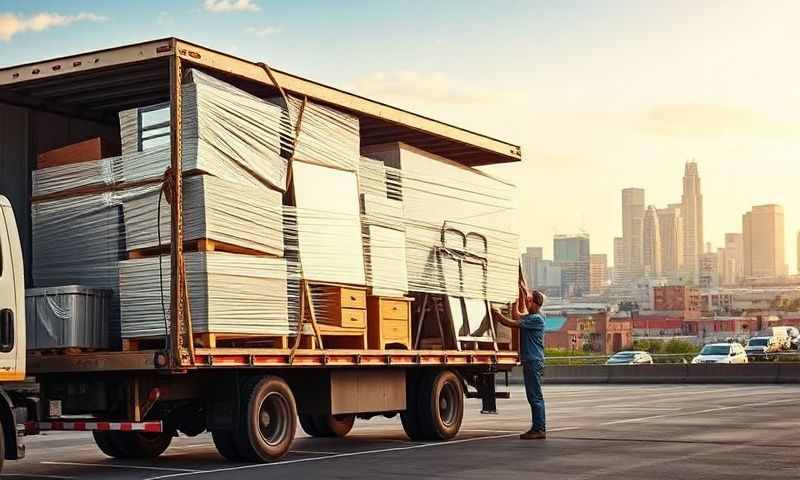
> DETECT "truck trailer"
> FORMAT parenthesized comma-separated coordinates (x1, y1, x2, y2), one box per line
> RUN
(0, 38, 522, 470)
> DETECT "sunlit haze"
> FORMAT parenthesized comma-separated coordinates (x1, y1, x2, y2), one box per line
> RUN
(2, 0, 798, 271)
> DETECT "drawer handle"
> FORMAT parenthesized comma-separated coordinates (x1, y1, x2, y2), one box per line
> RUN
(350, 296, 357, 301)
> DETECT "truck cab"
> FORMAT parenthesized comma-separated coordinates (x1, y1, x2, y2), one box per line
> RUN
(0, 194, 28, 466)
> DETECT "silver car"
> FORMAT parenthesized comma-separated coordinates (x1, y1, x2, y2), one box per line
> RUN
(606, 351, 654, 365)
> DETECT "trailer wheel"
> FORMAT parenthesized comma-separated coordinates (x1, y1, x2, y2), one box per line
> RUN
(92, 431, 172, 458)
(0, 420, 5, 472)
(211, 430, 244, 461)
(298, 414, 322, 437)
(415, 369, 464, 441)
(401, 372, 424, 441)
(234, 376, 297, 462)
(299, 414, 355, 438)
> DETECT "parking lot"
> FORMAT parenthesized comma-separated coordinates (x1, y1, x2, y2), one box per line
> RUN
(3, 383, 798, 479)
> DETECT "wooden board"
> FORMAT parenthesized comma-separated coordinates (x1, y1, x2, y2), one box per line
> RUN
(127, 238, 272, 259)
(122, 332, 289, 351)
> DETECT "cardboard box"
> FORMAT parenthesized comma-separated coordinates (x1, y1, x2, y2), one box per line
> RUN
(37, 138, 117, 169)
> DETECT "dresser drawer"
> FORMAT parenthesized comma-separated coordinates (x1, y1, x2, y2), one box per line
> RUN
(340, 308, 367, 328)
(382, 319, 409, 340)
(380, 300, 409, 320)
(340, 288, 367, 309)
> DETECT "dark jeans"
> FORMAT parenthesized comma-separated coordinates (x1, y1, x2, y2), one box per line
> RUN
(522, 361, 546, 432)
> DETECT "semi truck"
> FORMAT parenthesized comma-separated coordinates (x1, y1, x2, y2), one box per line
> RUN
(0, 38, 522, 470)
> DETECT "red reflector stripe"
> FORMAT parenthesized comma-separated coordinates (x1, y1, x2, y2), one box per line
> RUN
(30, 421, 162, 432)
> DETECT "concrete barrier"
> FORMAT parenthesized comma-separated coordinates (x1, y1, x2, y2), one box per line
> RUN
(502, 363, 800, 384)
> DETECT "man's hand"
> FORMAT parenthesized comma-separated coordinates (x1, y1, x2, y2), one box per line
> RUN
(491, 307, 520, 329)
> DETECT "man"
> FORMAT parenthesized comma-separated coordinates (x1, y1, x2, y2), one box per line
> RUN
(492, 287, 546, 439)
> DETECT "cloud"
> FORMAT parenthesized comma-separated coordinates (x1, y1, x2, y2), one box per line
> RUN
(204, 0, 260, 13)
(641, 104, 799, 138)
(0, 11, 107, 42)
(349, 71, 498, 106)
(245, 26, 281, 37)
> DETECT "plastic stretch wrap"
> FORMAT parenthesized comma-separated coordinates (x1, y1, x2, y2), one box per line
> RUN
(122, 174, 284, 255)
(361, 143, 519, 303)
(26, 286, 111, 349)
(280, 95, 360, 171)
(289, 160, 366, 285)
(119, 252, 295, 338)
(360, 193, 408, 296)
(119, 69, 290, 189)
(119, 102, 170, 155)
(32, 158, 115, 197)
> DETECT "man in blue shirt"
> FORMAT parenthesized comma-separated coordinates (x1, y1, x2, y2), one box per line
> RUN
(492, 288, 546, 439)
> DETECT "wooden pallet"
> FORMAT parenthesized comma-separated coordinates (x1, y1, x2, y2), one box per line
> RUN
(300, 323, 368, 350)
(128, 238, 273, 259)
(122, 332, 289, 351)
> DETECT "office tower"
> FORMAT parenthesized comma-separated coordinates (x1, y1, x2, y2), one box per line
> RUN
(743, 205, 785, 279)
(553, 233, 590, 297)
(622, 188, 645, 282)
(613, 236, 625, 285)
(535, 259, 563, 298)
(722, 233, 743, 285)
(797, 231, 800, 275)
(658, 204, 684, 282)
(699, 250, 720, 288)
(521, 246, 543, 287)
(642, 205, 662, 278)
(681, 161, 704, 283)
(590, 254, 609, 293)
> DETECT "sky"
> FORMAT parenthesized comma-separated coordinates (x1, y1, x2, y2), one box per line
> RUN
(1, 0, 799, 273)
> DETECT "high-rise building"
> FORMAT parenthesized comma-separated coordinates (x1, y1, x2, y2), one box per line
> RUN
(553, 234, 590, 297)
(622, 188, 645, 282)
(797, 230, 800, 275)
(590, 254, 609, 293)
(721, 233, 743, 285)
(613, 236, 625, 285)
(642, 205, 662, 278)
(535, 259, 562, 298)
(743, 205, 785, 279)
(681, 161, 704, 283)
(521, 247, 543, 287)
(699, 250, 720, 288)
(657, 204, 684, 282)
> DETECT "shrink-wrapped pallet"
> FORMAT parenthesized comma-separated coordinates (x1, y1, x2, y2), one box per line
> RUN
(119, 252, 294, 338)
(32, 158, 115, 198)
(118, 69, 290, 190)
(122, 174, 284, 255)
(361, 143, 519, 303)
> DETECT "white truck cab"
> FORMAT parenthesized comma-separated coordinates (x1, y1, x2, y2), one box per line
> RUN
(0, 194, 28, 466)
(0, 195, 25, 380)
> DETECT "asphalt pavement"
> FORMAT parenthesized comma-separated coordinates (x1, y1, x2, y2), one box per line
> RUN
(4, 384, 800, 479)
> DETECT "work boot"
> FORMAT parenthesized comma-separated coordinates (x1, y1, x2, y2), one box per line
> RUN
(520, 430, 546, 440)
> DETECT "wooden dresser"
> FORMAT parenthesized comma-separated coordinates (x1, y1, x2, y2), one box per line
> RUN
(314, 286, 367, 329)
(367, 296, 412, 350)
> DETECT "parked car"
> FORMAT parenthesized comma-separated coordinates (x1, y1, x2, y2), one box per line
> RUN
(787, 327, 800, 350)
(744, 336, 782, 360)
(606, 351, 654, 365)
(691, 343, 748, 364)
(757, 327, 792, 350)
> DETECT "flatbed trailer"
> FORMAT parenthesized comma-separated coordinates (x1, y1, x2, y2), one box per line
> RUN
(0, 38, 521, 466)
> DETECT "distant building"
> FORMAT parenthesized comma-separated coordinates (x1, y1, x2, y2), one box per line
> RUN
(521, 246, 543, 287)
(554, 234, 591, 297)
(535, 260, 562, 298)
(699, 250, 720, 288)
(590, 254, 609, 293)
(652, 285, 700, 312)
(542, 304, 631, 354)
(681, 161, 704, 284)
(612, 236, 625, 285)
(797, 230, 800, 276)
(721, 233, 743, 285)
(657, 204, 684, 282)
(642, 205, 662, 278)
(621, 188, 645, 283)
(743, 204, 785, 279)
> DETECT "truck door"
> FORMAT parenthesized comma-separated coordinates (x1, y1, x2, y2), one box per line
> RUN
(0, 202, 24, 378)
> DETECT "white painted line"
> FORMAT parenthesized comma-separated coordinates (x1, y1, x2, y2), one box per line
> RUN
(145, 426, 581, 480)
(40, 461, 200, 473)
(600, 397, 797, 426)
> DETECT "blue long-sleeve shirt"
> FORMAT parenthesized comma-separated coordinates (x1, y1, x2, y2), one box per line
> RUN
(519, 313, 545, 364)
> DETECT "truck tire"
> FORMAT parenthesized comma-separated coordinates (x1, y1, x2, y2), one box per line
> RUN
(415, 369, 464, 441)
(92, 431, 172, 458)
(299, 414, 355, 438)
(211, 430, 244, 461)
(234, 376, 297, 462)
(298, 414, 322, 437)
(401, 372, 424, 441)
(0, 420, 5, 472)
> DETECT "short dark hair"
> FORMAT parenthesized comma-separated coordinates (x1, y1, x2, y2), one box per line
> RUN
(531, 290, 544, 306)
